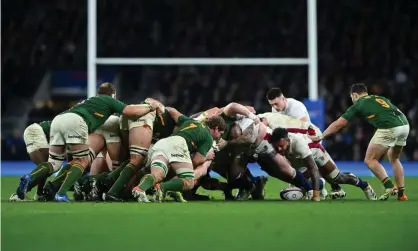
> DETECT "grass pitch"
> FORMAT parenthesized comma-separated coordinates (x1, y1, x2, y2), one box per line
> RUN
(2, 176, 418, 251)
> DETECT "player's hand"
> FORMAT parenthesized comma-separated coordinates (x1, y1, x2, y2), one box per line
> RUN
(253, 116, 261, 125)
(206, 149, 215, 160)
(308, 135, 322, 142)
(216, 138, 228, 150)
(147, 100, 160, 111)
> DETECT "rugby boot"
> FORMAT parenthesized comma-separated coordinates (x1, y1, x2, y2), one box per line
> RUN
(55, 193, 72, 202)
(363, 185, 378, 200)
(251, 176, 268, 200)
(132, 187, 150, 203)
(330, 189, 347, 199)
(378, 187, 397, 200)
(102, 192, 124, 202)
(16, 174, 31, 200)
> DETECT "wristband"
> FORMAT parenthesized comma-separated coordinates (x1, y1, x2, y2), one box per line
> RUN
(248, 113, 257, 120)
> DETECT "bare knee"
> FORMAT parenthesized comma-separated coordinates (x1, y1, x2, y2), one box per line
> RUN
(72, 157, 90, 168)
(129, 153, 146, 167)
(182, 178, 195, 191)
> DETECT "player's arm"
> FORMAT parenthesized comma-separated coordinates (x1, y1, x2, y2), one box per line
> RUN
(107, 96, 157, 118)
(318, 103, 357, 140)
(193, 138, 214, 167)
(295, 139, 321, 201)
(223, 102, 258, 122)
(166, 107, 189, 124)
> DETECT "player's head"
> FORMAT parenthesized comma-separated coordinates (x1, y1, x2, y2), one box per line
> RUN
(266, 88, 286, 111)
(97, 82, 117, 98)
(205, 116, 226, 140)
(268, 127, 290, 155)
(350, 83, 368, 103)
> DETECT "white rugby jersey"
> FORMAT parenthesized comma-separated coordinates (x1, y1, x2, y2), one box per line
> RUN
(271, 98, 311, 122)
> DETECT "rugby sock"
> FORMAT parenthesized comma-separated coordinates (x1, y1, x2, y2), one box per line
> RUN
(28, 162, 53, 189)
(50, 163, 72, 189)
(138, 174, 155, 191)
(382, 177, 394, 189)
(355, 178, 369, 190)
(160, 178, 185, 192)
(107, 160, 130, 182)
(292, 170, 313, 191)
(330, 183, 342, 191)
(57, 163, 84, 195)
(108, 163, 136, 196)
(319, 179, 324, 190)
(398, 187, 405, 197)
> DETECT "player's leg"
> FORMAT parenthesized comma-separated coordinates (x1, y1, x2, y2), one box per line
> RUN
(26, 148, 49, 201)
(132, 156, 167, 203)
(366, 129, 400, 200)
(90, 151, 109, 175)
(105, 114, 154, 200)
(386, 124, 409, 200)
(54, 113, 90, 202)
(317, 151, 377, 200)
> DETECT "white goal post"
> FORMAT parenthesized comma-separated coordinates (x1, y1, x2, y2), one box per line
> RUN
(87, 0, 318, 100)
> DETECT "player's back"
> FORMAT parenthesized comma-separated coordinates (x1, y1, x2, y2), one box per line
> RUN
(172, 115, 212, 154)
(259, 112, 308, 129)
(352, 95, 408, 129)
(67, 95, 126, 132)
(272, 98, 311, 122)
(153, 108, 176, 142)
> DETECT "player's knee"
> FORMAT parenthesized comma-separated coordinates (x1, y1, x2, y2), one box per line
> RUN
(150, 160, 168, 179)
(48, 151, 66, 172)
(182, 178, 195, 191)
(129, 145, 148, 165)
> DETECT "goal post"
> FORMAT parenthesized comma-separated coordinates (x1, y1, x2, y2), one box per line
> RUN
(87, 0, 318, 100)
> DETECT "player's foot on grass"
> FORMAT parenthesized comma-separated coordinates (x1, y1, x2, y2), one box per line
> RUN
(236, 189, 252, 200)
(102, 193, 124, 202)
(320, 178, 328, 200)
(167, 191, 187, 202)
(330, 189, 347, 199)
(378, 187, 397, 200)
(16, 174, 31, 200)
(73, 180, 84, 201)
(223, 189, 235, 201)
(132, 187, 150, 203)
(363, 185, 377, 200)
(251, 176, 268, 200)
(9, 193, 29, 202)
(152, 184, 166, 202)
(398, 194, 408, 201)
(183, 192, 212, 201)
(55, 193, 72, 202)
(43, 181, 57, 201)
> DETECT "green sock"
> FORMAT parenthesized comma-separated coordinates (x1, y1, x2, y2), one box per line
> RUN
(382, 177, 394, 189)
(160, 178, 184, 192)
(57, 163, 85, 194)
(108, 160, 130, 182)
(28, 162, 53, 190)
(50, 163, 72, 189)
(108, 163, 136, 196)
(138, 174, 155, 191)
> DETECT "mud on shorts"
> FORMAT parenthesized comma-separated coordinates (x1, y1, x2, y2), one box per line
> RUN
(23, 123, 49, 153)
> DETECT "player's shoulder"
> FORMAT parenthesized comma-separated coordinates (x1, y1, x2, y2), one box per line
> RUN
(287, 98, 307, 109)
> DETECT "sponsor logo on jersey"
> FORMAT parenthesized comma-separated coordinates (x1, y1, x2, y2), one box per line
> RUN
(109, 134, 119, 138)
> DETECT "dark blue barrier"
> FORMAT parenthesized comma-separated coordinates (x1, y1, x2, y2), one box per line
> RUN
(1, 161, 417, 177)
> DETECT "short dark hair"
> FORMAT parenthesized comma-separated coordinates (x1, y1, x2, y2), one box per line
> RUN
(268, 127, 288, 144)
(350, 83, 368, 95)
(97, 82, 116, 96)
(266, 88, 283, 100)
(205, 116, 226, 131)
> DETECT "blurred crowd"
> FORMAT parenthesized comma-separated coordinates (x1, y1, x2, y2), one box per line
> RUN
(2, 0, 418, 161)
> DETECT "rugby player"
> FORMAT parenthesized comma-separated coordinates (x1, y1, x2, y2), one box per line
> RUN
(99, 102, 177, 201)
(131, 107, 226, 202)
(269, 128, 378, 200)
(216, 102, 320, 201)
(310, 83, 409, 201)
(266, 88, 346, 198)
(9, 120, 51, 201)
(14, 82, 162, 202)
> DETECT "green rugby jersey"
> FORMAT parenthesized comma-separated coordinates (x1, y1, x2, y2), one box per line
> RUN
(67, 95, 127, 133)
(220, 112, 237, 140)
(152, 108, 176, 142)
(171, 115, 213, 157)
(39, 120, 51, 141)
(342, 95, 408, 129)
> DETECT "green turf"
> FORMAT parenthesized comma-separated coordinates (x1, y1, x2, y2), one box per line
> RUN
(2, 176, 418, 251)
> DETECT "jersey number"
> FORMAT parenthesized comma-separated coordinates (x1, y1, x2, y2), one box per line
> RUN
(375, 98, 390, 108)
(180, 123, 197, 131)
